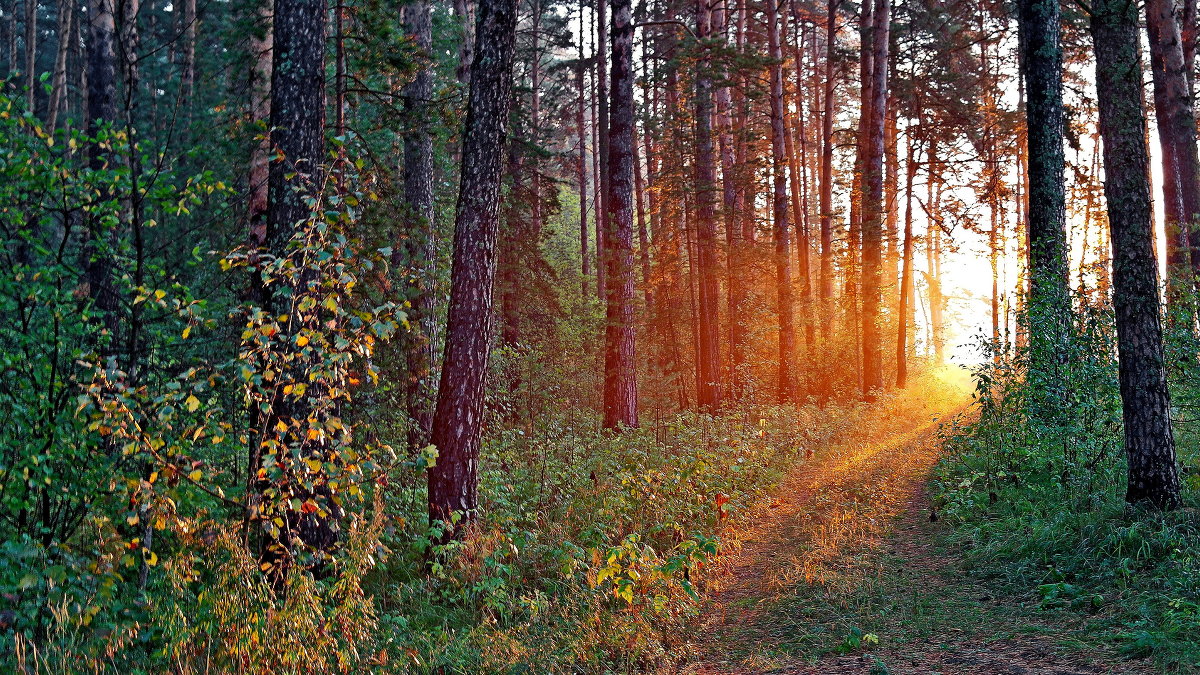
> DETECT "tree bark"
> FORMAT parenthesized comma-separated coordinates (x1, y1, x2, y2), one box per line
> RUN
(247, 0, 272, 249)
(692, 0, 722, 408)
(767, 0, 795, 402)
(399, 0, 436, 450)
(577, 0, 589, 295)
(1145, 0, 1200, 310)
(1091, 0, 1181, 510)
(1017, 0, 1070, 401)
(47, 0, 70, 128)
(428, 0, 518, 535)
(603, 0, 638, 429)
(859, 0, 888, 397)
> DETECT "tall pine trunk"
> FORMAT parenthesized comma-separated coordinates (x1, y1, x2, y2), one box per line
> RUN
(1091, 0, 1181, 510)
(428, 0, 518, 536)
(767, 0, 795, 402)
(859, 0, 888, 397)
(602, 0, 638, 429)
(399, 0, 436, 450)
(1018, 0, 1071, 408)
(692, 0, 722, 408)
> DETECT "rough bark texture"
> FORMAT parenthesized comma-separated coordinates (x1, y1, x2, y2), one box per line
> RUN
(266, 0, 323, 252)
(602, 0, 638, 429)
(859, 0, 887, 397)
(454, 0, 475, 84)
(399, 0, 436, 450)
(1017, 0, 1070, 401)
(1090, 0, 1181, 510)
(247, 0, 272, 249)
(767, 0, 795, 402)
(596, 0, 609, 301)
(1145, 0, 1200, 295)
(693, 0, 722, 408)
(47, 0, 70, 129)
(260, 0, 329, 572)
(428, 0, 518, 533)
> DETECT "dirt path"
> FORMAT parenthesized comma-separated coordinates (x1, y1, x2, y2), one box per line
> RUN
(685, 373, 1153, 675)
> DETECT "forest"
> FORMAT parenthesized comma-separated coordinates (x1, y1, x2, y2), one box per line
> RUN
(1, 0, 1199, 670)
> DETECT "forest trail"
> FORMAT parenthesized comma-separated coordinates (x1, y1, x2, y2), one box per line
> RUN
(685, 369, 1151, 675)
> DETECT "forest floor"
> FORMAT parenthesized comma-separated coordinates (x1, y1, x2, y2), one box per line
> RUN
(684, 369, 1155, 675)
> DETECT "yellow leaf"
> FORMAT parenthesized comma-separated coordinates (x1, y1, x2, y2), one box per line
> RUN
(188, 469, 202, 482)
(306, 458, 322, 472)
(144, 550, 158, 566)
(154, 289, 166, 300)
(275, 420, 288, 433)
(307, 428, 321, 441)
(182, 325, 192, 339)
(185, 395, 200, 412)
(126, 515, 139, 526)
(296, 334, 309, 347)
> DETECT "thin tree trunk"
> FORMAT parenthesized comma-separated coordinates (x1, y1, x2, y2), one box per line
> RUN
(47, 0, 69, 128)
(818, 0, 838, 360)
(428, 0, 518, 536)
(454, 0, 474, 84)
(181, 0, 195, 108)
(576, 2, 589, 295)
(767, 0, 795, 402)
(596, 0, 609, 302)
(896, 131, 916, 387)
(1091, 0, 1181, 510)
(247, 0, 271, 249)
(24, 0, 35, 111)
(692, 0, 722, 408)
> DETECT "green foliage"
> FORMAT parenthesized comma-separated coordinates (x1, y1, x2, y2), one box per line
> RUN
(935, 299, 1200, 671)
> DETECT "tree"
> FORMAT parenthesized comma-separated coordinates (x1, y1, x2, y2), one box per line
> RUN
(1089, 0, 1181, 509)
(258, 0, 329, 573)
(693, 0, 723, 408)
(398, 0, 437, 450)
(767, 0, 795, 402)
(428, 0, 519, 537)
(1017, 0, 1070, 408)
(859, 0, 888, 397)
(1144, 0, 1200, 305)
(602, 0, 638, 429)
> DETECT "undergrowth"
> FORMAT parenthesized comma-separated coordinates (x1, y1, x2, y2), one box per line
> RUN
(934, 306, 1200, 672)
(369, 368, 956, 673)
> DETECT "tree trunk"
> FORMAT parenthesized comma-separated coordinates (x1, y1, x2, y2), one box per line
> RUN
(767, 0, 795, 402)
(181, 0, 195, 108)
(603, 0, 638, 429)
(692, 0, 722, 408)
(454, 0, 474, 84)
(1018, 0, 1070, 402)
(85, 0, 118, 326)
(714, 0, 744, 398)
(596, 0, 609, 302)
(428, 0, 518, 535)
(576, 4, 589, 296)
(247, 0, 272, 249)
(399, 0, 436, 450)
(859, 0, 888, 397)
(1091, 0, 1181, 510)
(47, 0, 69, 128)
(818, 0, 838, 359)
(24, 0, 35, 111)
(1145, 0, 1200, 311)
(896, 131, 916, 388)
(260, 0, 328, 571)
